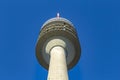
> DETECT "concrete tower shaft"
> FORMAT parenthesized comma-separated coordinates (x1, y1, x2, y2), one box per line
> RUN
(36, 17, 81, 70)
(47, 46, 68, 80)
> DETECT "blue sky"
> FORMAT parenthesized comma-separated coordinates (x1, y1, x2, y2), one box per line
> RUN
(0, 0, 120, 80)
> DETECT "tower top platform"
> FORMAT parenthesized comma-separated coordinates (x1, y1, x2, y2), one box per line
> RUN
(41, 17, 74, 29)
(36, 16, 81, 70)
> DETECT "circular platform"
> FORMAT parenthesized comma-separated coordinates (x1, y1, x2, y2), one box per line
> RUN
(36, 17, 81, 70)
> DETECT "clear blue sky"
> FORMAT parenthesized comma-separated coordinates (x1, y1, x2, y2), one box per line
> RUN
(0, 0, 120, 80)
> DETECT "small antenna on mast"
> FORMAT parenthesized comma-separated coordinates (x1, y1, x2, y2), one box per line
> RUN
(57, 13, 60, 18)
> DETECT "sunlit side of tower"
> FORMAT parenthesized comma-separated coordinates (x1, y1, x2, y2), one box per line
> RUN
(36, 14, 81, 80)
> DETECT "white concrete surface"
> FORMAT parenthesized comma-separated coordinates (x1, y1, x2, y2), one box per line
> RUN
(47, 46, 68, 80)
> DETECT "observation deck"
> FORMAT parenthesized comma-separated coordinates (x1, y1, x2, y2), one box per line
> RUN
(36, 16, 81, 70)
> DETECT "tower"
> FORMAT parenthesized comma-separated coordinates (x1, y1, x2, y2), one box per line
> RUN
(36, 14, 81, 80)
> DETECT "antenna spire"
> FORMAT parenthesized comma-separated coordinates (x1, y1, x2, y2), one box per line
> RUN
(57, 13, 60, 18)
